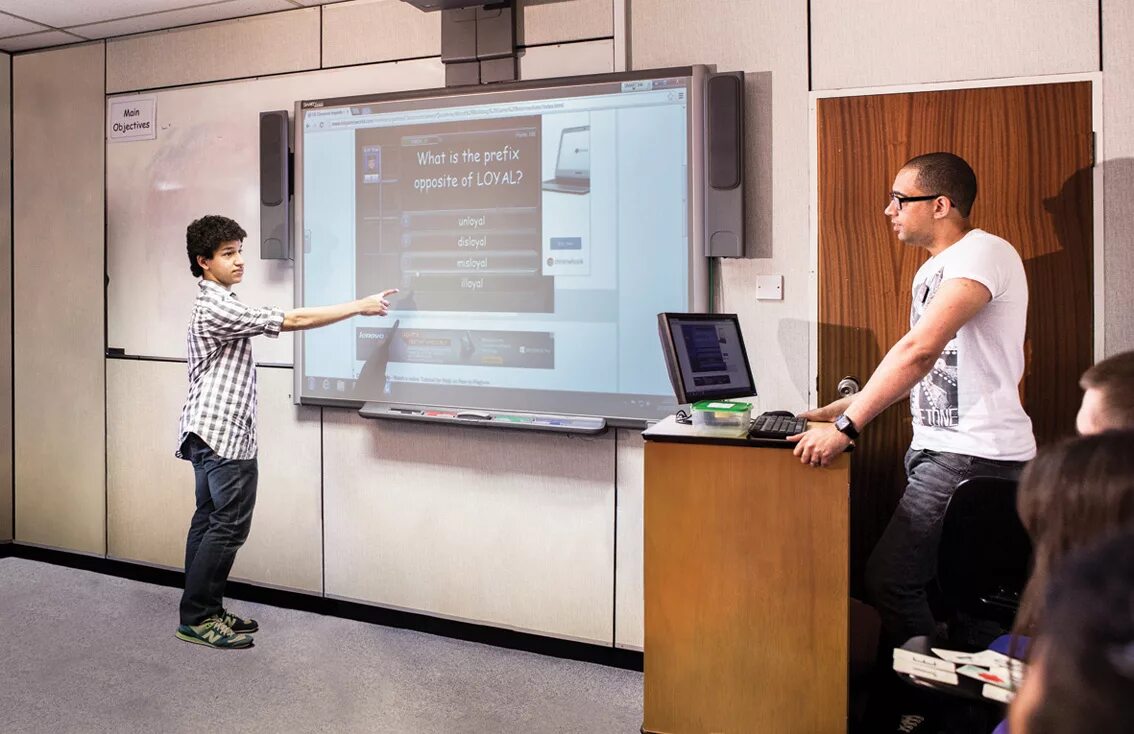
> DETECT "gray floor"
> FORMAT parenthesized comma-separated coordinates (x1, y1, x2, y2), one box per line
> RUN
(0, 558, 643, 734)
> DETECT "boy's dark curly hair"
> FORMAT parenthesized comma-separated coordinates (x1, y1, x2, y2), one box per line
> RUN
(186, 215, 247, 278)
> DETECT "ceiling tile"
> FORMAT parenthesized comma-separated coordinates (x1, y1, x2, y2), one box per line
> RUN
(0, 29, 84, 52)
(0, 13, 49, 37)
(67, 0, 295, 39)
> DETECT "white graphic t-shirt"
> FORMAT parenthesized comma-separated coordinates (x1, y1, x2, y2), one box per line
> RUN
(908, 228, 1036, 461)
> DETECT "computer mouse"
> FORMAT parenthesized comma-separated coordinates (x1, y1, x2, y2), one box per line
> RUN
(764, 410, 795, 417)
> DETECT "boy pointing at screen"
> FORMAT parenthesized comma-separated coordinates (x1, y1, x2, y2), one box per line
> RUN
(174, 214, 397, 649)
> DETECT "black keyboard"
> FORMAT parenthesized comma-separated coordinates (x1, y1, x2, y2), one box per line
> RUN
(748, 412, 807, 439)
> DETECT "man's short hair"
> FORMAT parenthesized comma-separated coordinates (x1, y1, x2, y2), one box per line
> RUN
(903, 152, 978, 218)
(1081, 351, 1134, 429)
(185, 215, 247, 278)
(1024, 528, 1134, 734)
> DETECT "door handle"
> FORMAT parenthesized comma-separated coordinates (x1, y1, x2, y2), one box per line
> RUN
(837, 376, 861, 396)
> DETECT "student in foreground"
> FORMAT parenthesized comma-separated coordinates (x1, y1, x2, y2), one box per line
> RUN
(979, 430, 1134, 734)
(175, 215, 398, 649)
(1075, 350, 1134, 434)
(1007, 528, 1134, 734)
(1012, 430, 1134, 639)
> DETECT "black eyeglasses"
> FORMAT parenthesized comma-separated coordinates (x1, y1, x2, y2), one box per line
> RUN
(889, 192, 947, 211)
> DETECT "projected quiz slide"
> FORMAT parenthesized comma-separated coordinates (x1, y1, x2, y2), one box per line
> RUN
(298, 76, 695, 420)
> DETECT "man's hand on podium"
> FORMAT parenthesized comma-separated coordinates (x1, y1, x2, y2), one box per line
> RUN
(787, 422, 852, 468)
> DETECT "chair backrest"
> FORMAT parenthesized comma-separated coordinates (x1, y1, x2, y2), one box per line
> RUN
(936, 476, 1032, 624)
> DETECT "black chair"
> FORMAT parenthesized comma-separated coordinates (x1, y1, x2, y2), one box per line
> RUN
(881, 479, 1030, 731)
(936, 476, 1032, 629)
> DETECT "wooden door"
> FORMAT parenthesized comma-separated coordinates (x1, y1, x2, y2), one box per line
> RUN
(817, 83, 1094, 589)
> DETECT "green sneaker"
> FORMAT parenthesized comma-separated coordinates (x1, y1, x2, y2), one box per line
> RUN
(176, 616, 254, 649)
(221, 608, 259, 634)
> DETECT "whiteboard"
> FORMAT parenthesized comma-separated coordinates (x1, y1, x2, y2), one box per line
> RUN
(106, 59, 446, 363)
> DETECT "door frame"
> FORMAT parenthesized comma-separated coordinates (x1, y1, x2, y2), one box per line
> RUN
(806, 72, 1104, 408)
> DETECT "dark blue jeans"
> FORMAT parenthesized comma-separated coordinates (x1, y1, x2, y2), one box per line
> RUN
(179, 434, 258, 626)
(865, 447, 1024, 645)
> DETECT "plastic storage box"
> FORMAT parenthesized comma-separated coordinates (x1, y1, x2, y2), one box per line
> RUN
(691, 400, 752, 436)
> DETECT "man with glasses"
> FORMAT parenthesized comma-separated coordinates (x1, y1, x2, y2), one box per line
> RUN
(789, 152, 1035, 645)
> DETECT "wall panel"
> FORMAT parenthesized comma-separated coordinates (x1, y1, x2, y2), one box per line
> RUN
(1103, 0, 1134, 353)
(811, 0, 1099, 91)
(107, 361, 323, 592)
(322, 0, 440, 68)
(106, 8, 320, 93)
(322, 410, 616, 643)
(518, 38, 613, 79)
(522, 0, 612, 46)
(13, 44, 106, 554)
(231, 368, 323, 592)
(614, 428, 643, 649)
(107, 360, 196, 568)
(0, 53, 10, 542)
(631, 0, 812, 410)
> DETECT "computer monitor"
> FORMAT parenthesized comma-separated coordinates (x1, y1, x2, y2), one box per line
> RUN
(657, 312, 756, 405)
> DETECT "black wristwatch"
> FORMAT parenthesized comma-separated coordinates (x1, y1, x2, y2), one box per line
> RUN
(834, 414, 860, 440)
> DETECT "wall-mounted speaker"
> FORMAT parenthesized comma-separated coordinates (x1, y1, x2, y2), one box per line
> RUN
(259, 110, 292, 260)
(704, 72, 745, 258)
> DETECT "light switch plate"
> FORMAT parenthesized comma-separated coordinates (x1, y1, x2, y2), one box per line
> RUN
(755, 274, 783, 300)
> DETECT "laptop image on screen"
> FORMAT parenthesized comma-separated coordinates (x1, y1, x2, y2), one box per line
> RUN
(657, 312, 807, 440)
(542, 125, 591, 195)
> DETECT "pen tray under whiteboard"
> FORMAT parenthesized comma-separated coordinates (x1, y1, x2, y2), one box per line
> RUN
(359, 403, 607, 435)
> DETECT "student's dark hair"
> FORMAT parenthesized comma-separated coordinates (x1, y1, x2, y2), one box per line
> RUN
(1081, 351, 1134, 430)
(185, 215, 246, 278)
(1022, 529, 1134, 734)
(903, 152, 978, 218)
(1013, 431, 1134, 638)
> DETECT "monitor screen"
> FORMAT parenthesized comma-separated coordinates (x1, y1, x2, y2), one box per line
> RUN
(294, 67, 711, 423)
(657, 312, 756, 405)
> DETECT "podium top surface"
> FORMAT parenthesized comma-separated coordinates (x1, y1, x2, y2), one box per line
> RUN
(642, 414, 800, 449)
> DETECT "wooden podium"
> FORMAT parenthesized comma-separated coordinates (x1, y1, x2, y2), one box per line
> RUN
(642, 418, 850, 734)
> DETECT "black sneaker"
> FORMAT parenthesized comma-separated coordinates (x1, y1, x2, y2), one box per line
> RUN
(175, 616, 254, 649)
(221, 608, 259, 634)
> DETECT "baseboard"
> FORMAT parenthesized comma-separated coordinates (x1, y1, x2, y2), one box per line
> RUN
(7, 543, 643, 671)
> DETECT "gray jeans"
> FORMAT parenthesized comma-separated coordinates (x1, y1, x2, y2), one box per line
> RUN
(864, 447, 1025, 645)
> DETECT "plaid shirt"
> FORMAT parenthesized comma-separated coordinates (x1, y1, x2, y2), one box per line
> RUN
(175, 280, 285, 461)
